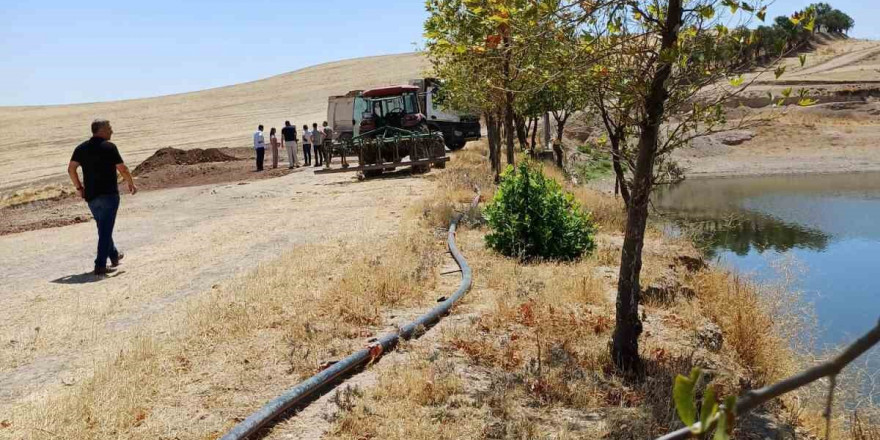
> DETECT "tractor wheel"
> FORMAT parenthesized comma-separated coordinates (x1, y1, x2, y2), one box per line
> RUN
(409, 139, 430, 174)
(361, 143, 384, 178)
(363, 169, 384, 178)
(430, 134, 447, 169)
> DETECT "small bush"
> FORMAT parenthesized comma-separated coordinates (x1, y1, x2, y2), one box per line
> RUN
(484, 161, 596, 260)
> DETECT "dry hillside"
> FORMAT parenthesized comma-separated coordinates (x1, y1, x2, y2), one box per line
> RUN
(0, 52, 428, 192)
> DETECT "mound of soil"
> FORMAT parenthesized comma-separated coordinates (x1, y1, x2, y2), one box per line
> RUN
(133, 147, 240, 176)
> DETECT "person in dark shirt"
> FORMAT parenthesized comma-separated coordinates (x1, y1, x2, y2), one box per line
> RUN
(67, 119, 138, 275)
(281, 121, 299, 169)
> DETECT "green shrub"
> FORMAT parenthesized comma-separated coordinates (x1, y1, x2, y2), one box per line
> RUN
(484, 161, 596, 261)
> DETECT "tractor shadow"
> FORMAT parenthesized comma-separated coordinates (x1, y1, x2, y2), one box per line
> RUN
(321, 167, 425, 186)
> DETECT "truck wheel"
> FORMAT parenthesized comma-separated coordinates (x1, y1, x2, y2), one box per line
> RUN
(447, 140, 467, 151)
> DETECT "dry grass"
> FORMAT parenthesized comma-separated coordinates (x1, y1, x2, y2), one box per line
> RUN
(321, 139, 848, 438)
(542, 161, 627, 233)
(6, 208, 446, 438)
(688, 269, 797, 385)
(319, 227, 445, 326)
(0, 184, 74, 209)
(327, 348, 485, 440)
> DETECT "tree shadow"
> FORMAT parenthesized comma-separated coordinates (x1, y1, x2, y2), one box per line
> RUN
(51, 270, 125, 284)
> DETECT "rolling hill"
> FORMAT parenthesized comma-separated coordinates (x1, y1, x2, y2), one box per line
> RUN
(0, 52, 428, 192)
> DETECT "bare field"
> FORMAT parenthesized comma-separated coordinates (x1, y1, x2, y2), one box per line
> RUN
(0, 52, 428, 193)
(674, 100, 880, 177)
(0, 166, 435, 437)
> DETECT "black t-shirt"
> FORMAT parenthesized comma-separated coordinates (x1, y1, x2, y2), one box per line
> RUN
(281, 126, 298, 142)
(71, 137, 124, 201)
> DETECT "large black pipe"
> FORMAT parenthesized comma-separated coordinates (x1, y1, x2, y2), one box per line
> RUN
(220, 193, 479, 440)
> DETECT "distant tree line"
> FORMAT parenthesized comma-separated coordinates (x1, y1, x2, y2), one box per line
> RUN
(750, 3, 855, 62)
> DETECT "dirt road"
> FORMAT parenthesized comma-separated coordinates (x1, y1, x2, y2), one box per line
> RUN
(0, 168, 430, 417)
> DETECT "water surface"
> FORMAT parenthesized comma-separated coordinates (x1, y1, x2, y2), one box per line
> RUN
(657, 172, 880, 349)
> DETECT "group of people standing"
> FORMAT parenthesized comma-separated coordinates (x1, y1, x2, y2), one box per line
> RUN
(252, 121, 335, 171)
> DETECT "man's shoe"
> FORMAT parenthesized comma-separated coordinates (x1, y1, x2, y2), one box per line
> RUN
(111, 252, 124, 267)
(94, 267, 117, 276)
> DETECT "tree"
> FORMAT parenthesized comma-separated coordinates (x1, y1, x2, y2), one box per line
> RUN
(426, 0, 557, 179)
(427, 0, 820, 375)
(571, 0, 804, 373)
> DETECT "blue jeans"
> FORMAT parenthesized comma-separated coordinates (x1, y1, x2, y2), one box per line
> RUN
(302, 144, 311, 165)
(256, 147, 265, 171)
(87, 194, 120, 269)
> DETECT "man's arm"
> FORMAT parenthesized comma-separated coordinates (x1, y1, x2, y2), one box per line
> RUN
(68, 161, 84, 199)
(116, 163, 138, 195)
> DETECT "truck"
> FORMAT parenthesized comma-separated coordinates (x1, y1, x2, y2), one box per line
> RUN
(409, 78, 481, 151)
(326, 77, 481, 150)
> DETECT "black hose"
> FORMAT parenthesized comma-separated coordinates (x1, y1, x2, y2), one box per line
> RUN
(220, 193, 479, 440)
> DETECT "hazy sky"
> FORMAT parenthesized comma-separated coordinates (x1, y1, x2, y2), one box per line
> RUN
(0, 0, 875, 106)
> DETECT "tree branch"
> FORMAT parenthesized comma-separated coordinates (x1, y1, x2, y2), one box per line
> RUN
(655, 318, 880, 440)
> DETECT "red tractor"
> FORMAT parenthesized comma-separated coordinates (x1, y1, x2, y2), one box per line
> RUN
(320, 85, 447, 178)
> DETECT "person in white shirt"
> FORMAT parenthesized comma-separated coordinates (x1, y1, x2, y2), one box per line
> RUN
(311, 122, 324, 167)
(301, 124, 312, 166)
(253, 125, 266, 171)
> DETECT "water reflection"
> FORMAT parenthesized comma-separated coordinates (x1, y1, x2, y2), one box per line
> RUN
(669, 212, 829, 258)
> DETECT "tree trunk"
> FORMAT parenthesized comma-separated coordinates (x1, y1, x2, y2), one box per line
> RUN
(494, 112, 503, 179)
(529, 117, 538, 156)
(503, 34, 515, 166)
(551, 111, 569, 169)
(486, 112, 500, 182)
(552, 110, 571, 142)
(611, 0, 682, 375)
(504, 94, 515, 166)
(610, 127, 631, 208)
(514, 113, 528, 151)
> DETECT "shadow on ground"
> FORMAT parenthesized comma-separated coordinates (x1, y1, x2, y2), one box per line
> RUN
(51, 270, 125, 284)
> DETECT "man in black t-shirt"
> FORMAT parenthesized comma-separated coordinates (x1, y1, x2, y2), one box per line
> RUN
(281, 120, 299, 168)
(68, 119, 138, 275)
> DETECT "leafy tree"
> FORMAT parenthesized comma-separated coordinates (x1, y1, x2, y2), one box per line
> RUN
(426, 0, 560, 179)
(570, 0, 810, 373)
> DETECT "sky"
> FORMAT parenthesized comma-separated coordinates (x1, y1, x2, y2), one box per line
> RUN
(0, 0, 876, 107)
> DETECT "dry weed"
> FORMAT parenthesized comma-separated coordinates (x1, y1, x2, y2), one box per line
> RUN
(320, 227, 444, 326)
(327, 351, 485, 440)
(0, 184, 74, 209)
(690, 269, 796, 385)
(9, 209, 447, 439)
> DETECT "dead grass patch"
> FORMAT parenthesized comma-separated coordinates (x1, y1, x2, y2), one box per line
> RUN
(8, 210, 447, 438)
(689, 269, 798, 385)
(320, 227, 444, 326)
(327, 349, 485, 440)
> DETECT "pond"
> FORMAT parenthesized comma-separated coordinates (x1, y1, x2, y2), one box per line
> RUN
(656, 172, 880, 353)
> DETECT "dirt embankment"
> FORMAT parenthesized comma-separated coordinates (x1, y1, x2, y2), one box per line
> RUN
(132, 147, 240, 176)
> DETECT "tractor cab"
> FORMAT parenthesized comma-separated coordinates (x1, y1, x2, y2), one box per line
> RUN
(355, 85, 425, 135)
